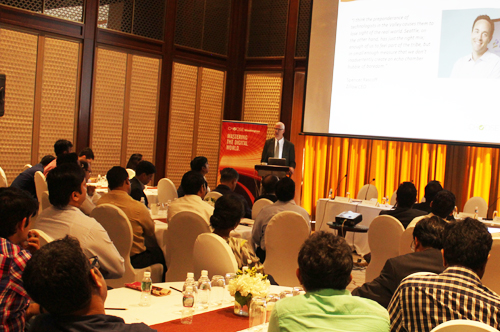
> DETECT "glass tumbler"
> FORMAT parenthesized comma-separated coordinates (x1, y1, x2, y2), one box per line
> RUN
(249, 297, 267, 330)
(211, 275, 225, 306)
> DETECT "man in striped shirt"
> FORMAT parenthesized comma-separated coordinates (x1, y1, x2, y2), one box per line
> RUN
(389, 217, 500, 332)
(0, 187, 40, 331)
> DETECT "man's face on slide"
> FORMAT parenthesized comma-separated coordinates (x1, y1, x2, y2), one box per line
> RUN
(471, 19, 492, 57)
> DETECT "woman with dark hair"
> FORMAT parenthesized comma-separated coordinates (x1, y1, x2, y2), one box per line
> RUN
(210, 194, 263, 271)
(126, 154, 143, 171)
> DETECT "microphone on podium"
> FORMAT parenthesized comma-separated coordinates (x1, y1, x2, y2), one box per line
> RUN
(334, 174, 348, 198)
(364, 178, 376, 201)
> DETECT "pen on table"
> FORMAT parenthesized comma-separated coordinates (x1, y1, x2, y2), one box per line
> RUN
(105, 308, 127, 310)
(170, 286, 183, 293)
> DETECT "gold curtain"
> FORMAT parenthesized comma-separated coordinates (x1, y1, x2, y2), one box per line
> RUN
(301, 136, 447, 218)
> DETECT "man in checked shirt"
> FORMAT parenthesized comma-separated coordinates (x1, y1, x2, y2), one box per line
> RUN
(389, 217, 500, 332)
(0, 187, 41, 331)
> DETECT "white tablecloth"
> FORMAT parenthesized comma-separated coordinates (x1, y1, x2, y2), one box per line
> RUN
(104, 281, 288, 327)
(315, 199, 392, 256)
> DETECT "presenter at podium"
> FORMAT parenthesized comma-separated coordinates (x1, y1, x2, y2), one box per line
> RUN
(261, 122, 296, 175)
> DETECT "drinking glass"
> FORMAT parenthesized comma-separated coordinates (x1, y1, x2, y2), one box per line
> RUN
(292, 286, 305, 296)
(211, 275, 225, 306)
(149, 202, 159, 215)
(249, 297, 267, 330)
(265, 294, 279, 323)
(279, 290, 293, 299)
(224, 272, 237, 303)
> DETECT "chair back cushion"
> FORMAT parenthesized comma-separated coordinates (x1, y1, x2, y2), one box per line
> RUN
(158, 178, 178, 203)
(357, 184, 378, 200)
(430, 319, 498, 332)
(463, 197, 488, 218)
(193, 233, 237, 277)
(399, 226, 415, 256)
(252, 199, 273, 220)
(34, 171, 47, 203)
(263, 211, 310, 286)
(365, 215, 404, 282)
(165, 211, 210, 281)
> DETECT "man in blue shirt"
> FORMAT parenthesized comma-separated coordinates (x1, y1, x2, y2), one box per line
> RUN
(268, 231, 390, 331)
(10, 155, 55, 200)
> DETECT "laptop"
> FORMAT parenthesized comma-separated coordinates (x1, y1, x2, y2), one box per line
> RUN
(268, 158, 286, 166)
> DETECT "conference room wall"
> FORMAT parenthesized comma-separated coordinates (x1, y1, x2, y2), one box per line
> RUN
(0, 27, 80, 183)
(89, 46, 160, 178)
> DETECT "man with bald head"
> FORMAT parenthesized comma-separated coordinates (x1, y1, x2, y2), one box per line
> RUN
(451, 14, 500, 79)
(261, 122, 296, 175)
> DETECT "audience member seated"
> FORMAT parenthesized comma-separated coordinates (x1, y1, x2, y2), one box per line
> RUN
(413, 180, 443, 213)
(23, 236, 155, 332)
(43, 139, 73, 176)
(211, 194, 262, 271)
(0, 187, 40, 331)
(33, 163, 124, 279)
(379, 182, 427, 228)
(389, 218, 500, 331)
(81, 160, 100, 204)
(213, 168, 252, 219)
(97, 166, 166, 272)
(178, 156, 210, 198)
(126, 153, 143, 171)
(78, 147, 95, 164)
(268, 232, 390, 332)
(352, 216, 446, 308)
(10, 155, 55, 201)
(167, 171, 214, 224)
(130, 161, 156, 207)
(255, 174, 279, 203)
(408, 190, 456, 228)
(252, 177, 310, 262)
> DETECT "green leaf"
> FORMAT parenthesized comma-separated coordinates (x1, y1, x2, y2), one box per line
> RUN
(234, 291, 252, 307)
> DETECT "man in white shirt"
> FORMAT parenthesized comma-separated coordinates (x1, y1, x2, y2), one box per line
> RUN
(261, 122, 296, 175)
(33, 163, 124, 279)
(252, 177, 310, 262)
(450, 15, 500, 79)
(167, 170, 214, 225)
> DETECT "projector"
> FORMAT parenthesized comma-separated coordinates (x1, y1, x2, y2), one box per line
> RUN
(334, 211, 362, 227)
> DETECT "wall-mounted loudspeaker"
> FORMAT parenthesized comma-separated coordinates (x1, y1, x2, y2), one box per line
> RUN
(0, 74, 5, 117)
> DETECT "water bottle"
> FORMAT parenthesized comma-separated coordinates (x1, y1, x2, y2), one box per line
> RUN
(139, 271, 152, 306)
(181, 286, 195, 324)
(183, 272, 198, 306)
(474, 206, 479, 219)
(197, 270, 211, 308)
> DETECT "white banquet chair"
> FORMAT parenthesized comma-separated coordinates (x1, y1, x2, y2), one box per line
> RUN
(463, 196, 488, 218)
(34, 171, 48, 205)
(399, 226, 415, 256)
(126, 168, 136, 180)
(430, 319, 497, 332)
(165, 211, 210, 281)
(252, 198, 273, 220)
(90, 204, 163, 287)
(204, 191, 222, 203)
(365, 215, 404, 282)
(193, 233, 238, 277)
(157, 178, 178, 203)
(40, 191, 52, 211)
(0, 166, 7, 187)
(357, 184, 378, 201)
(264, 211, 310, 286)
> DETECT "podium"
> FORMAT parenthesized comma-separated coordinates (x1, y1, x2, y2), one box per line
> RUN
(255, 164, 289, 178)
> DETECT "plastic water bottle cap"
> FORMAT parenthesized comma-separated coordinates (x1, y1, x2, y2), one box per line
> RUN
(201, 270, 208, 276)
(144, 272, 151, 277)
(187, 272, 194, 278)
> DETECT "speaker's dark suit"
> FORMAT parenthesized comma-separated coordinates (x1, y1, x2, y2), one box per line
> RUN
(351, 248, 444, 308)
(261, 138, 296, 168)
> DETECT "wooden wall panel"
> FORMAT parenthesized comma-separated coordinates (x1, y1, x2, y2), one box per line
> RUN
(0, 28, 38, 183)
(242, 72, 283, 139)
(90, 47, 127, 176)
(38, 37, 80, 160)
(126, 55, 161, 166)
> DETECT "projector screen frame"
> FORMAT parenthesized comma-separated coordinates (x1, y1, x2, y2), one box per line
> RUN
(300, 0, 500, 149)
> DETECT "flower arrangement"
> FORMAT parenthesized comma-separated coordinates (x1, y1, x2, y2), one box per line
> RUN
(227, 267, 270, 314)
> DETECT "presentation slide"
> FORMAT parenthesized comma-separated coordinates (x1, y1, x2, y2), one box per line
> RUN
(303, 0, 500, 146)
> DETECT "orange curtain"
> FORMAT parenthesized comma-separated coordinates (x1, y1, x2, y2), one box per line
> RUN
(301, 136, 447, 218)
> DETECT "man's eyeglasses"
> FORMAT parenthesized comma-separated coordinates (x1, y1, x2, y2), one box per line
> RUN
(90, 256, 100, 270)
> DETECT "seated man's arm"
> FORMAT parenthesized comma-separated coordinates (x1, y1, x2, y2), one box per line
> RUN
(86, 224, 125, 279)
(140, 207, 159, 248)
